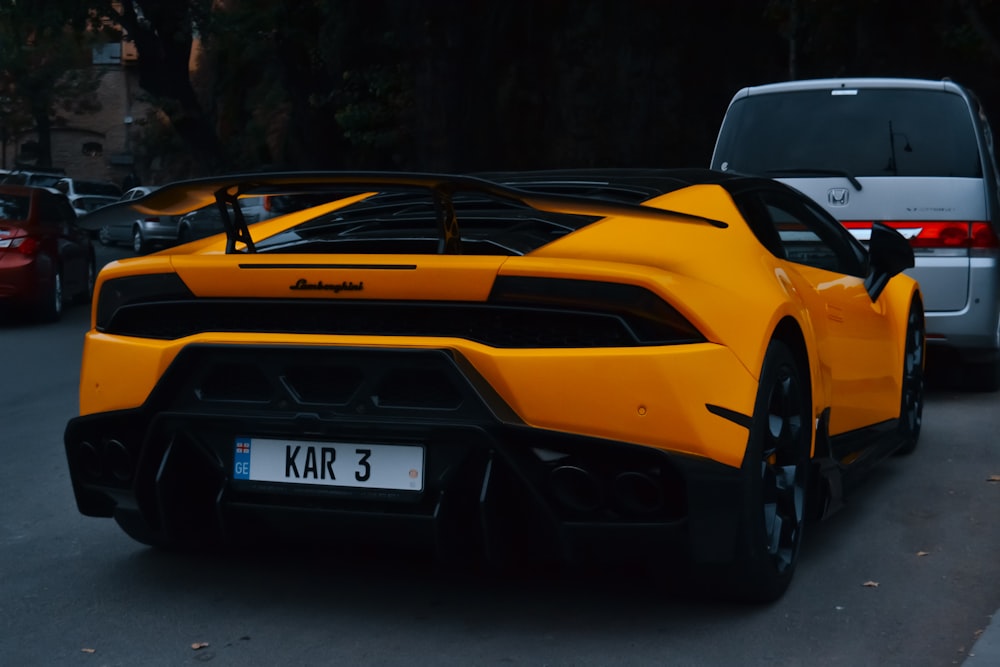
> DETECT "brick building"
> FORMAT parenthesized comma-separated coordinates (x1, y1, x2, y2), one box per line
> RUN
(2, 39, 153, 190)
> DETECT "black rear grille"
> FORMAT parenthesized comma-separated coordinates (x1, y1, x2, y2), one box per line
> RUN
(150, 345, 505, 421)
(101, 299, 673, 347)
(197, 363, 272, 402)
(375, 369, 464, 408)
(282, 364, 364, 404)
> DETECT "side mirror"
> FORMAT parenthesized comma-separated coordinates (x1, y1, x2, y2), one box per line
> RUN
(865, 221, 915, 301)
(55, 180, 69, 194)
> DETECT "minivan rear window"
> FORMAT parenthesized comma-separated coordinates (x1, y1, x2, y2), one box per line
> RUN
(714, 89, 982, 178)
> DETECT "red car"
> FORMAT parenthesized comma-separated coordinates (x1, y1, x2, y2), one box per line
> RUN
(0, 184, 96, 321)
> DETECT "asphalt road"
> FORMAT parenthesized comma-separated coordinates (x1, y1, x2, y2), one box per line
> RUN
(1, 244, 998, 666)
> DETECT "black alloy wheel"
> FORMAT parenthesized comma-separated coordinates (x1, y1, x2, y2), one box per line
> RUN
(895, 298, 925, 455)
(725, 338, 811, 603)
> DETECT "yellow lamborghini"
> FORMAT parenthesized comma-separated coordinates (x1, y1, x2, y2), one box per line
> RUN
(65, 169, 923, 601)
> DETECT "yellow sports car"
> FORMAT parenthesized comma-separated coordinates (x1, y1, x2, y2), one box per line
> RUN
(64, 169, 923, 601)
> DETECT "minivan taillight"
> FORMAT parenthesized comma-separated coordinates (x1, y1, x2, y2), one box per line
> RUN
(842, 221, 1000, 249)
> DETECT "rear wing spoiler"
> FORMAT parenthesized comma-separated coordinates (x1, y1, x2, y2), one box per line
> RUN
(76, 171, 727, 254)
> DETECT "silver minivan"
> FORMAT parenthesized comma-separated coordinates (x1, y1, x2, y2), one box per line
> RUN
(711, 77, 1000, 390)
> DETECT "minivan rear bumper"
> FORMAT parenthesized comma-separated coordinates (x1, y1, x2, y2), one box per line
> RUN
(921, 255, 1000, 355)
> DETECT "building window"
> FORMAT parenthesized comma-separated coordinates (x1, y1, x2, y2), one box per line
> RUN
(18, 140, 38, 161)
(82, 141, 103, 157)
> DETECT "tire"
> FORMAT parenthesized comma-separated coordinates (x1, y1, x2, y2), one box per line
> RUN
(99, 226, 113, 246)
(724, 339, 811, 603)
(74, 255, 97, 305)
(34, 267, 63, 322)
(895, 299, 925, 455)
(132, 227, 147, 254)
(113, 510, 170, 549)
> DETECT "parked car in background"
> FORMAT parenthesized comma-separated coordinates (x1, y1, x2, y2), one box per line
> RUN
(176, 196, 269, 243)
(712, 77, 1000, 390)
(0, 168, 66, 189)
(175, 193, 343, 244)
(53, 177, 122, 200)
(98, 186, 182, 253)
(69, 194, 118, 217)
(52, 177, 121, 217)
(0, 184, 96, 321)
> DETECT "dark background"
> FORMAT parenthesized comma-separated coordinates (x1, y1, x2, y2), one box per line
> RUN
(6, 1, 1000, 178)
(113, 0, 1000, 176)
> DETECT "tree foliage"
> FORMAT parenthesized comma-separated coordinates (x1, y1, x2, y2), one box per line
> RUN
(6, 1, 1000, 176)
(0, 0, 109, 167)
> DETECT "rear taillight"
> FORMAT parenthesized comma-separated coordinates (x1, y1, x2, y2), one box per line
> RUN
(842, 221, 1000, 249)
(12, 236, 41, 256)
(96, 272, 194, 331)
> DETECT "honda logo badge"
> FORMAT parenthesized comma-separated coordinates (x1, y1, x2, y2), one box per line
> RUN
(828, 188, 850, 206)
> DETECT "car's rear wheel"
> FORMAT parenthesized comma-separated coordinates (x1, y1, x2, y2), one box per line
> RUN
(895, 298, 925, 455)
(724, 338, 811, 603)
(132, 227, 148, 254)
(78, 255, 96, 304)
(34, 266, 63, 322)
(98, 226, 113, 246)
(113, 510, 170, 549)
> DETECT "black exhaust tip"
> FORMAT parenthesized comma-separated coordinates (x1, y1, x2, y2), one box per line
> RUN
(78, 440, 102, 479)
(612, 471, 664, 514)
(549, 465, 603, 512)
(106, 439, 133, 482)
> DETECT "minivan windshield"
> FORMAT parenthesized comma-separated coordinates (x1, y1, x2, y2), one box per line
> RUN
(713, 88, 982, 178)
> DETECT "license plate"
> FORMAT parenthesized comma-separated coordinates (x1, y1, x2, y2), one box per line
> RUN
(232, 437, 424, 492)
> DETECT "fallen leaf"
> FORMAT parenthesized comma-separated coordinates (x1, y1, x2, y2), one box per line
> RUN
(81, 648, 96, 654)
(862, 580, 879, 588)
(917, 551, 930, 557)
(191, 642, 210, 650)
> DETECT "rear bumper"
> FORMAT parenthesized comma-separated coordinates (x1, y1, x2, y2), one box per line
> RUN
(64, 344, 749, 565)
(919, 256, 1000, 354)
(65, 411, 745, 565)
(0, 254, 46, 304)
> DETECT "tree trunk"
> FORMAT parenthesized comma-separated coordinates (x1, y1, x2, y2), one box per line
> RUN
(32, 106, 52, 168)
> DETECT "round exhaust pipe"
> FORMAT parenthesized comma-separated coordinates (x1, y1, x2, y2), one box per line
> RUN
(549, 465, 603, 513)
(106, 439, 133, 482)
(612, 471, 664, 514)
(78, 440, 102, 479)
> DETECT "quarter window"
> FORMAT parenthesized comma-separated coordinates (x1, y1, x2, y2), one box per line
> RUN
(739, 189, 866, 276)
